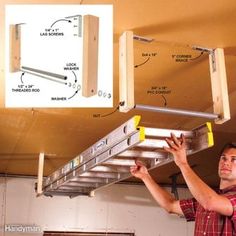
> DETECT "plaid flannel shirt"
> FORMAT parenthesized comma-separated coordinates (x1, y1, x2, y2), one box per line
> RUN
(180, 185, 236, 236)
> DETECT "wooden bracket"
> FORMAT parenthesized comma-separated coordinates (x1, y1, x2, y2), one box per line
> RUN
(119, 31, 134, 112)
(9, 24, 21, 72)
(36, 152, 45, 196)
(119, 31, 231, 124)
(209, 48, 230, 124)
(82, 15, 99, 97)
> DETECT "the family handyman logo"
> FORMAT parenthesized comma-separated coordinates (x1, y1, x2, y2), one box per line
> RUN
(5, 224, 42, 233)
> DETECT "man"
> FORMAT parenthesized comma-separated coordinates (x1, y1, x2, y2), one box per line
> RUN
(130, 133, 236, 235)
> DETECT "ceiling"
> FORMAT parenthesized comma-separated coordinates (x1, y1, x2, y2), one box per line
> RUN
(1, 0, 236, 189)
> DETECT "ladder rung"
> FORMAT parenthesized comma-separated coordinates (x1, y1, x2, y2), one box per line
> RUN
(136, 139, 192, 150)
(144, 127, 194, 138)
(70, 177, 112, 183)
(79, 172, 120, 179)
(58, 182, 100, 189)
(103, 158, 136, 166)
(118, 150, 167, 159)
(90, 165, 131, 173)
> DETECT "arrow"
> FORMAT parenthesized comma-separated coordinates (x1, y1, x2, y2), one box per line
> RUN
(161, 95, 167, 106)
(20, 72, 25, 84)
(134, 57, 150, 68)
(50, 19, 72, 28)
(68, 90, 78, 100)
(101, 106, 119, 118)
(72, 71, 77, 83)
(189, 51, 204, 61)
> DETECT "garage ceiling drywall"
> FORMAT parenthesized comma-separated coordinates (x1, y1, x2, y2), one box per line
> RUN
(1, 0, 236, 189)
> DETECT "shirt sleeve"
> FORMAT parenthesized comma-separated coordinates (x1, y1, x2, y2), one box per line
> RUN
(179, 198, 197, 222)
(227, 194, 236, 222)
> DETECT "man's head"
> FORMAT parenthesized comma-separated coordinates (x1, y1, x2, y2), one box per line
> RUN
(218, 143, 236, 186)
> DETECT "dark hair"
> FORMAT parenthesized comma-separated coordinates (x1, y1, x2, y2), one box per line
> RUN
(220, 142, 236, 156)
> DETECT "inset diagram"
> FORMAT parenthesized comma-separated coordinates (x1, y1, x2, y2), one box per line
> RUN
(5, 5, 113, 108)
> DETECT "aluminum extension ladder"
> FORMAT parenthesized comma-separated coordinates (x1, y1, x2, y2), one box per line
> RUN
(40, 115, 214, 198)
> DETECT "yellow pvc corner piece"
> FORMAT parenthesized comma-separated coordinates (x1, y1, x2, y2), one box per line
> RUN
(206, 122, 212, 132)
(134, 115, 141, 128)
(206, 122, 214, 147)
(138, 126, 145, 141)
(208, 132, 214, 147)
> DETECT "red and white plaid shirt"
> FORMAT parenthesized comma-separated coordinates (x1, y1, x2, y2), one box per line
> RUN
(180, 185, 236, 236)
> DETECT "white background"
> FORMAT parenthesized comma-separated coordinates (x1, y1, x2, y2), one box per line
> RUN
(5, 5, 113, 108)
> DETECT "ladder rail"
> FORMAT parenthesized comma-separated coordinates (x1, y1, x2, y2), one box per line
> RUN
(43, 130, 143, 194)
(44, 116, 142, 187)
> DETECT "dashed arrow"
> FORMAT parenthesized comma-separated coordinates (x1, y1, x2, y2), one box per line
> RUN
(68, 89, 78, 100)
(134, 57, 150, 68)
(161, 95, 167, 106)
(100, 105, 119, 118)
(72, 71, 77, 83)
(51, 19, 72, 28)
(20, 72, 25, 84)
(189, 51, 204, 61)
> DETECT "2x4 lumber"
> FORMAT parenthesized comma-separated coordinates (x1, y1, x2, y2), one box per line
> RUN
(209, 48, 230, 124)
(119, 31, 134, 112)
(37, 153, 44, 196)
(9, 24, 21, 72)
(82, 15, 99, 97)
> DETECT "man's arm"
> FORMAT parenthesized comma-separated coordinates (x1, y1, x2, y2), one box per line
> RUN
(164, 133, 233, 216)
(130, 161, 183, 216)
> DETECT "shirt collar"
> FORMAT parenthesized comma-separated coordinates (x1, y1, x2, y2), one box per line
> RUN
(218, 185, 236, 194)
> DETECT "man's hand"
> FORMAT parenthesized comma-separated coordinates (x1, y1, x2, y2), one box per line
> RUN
(164, 133, 188, 167)
(130, 160, 150, 180)
(130, 158, 183, 216)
